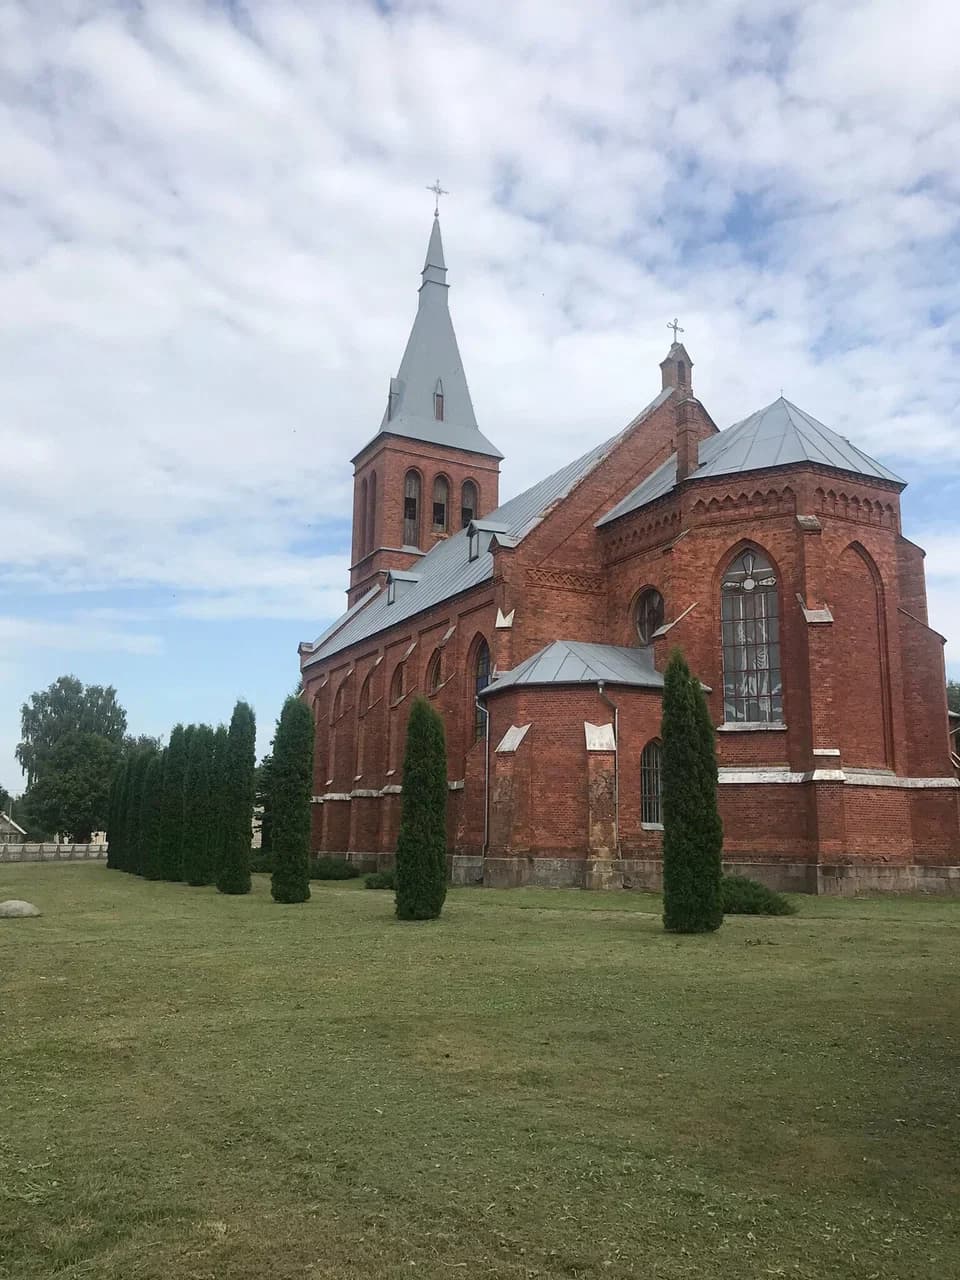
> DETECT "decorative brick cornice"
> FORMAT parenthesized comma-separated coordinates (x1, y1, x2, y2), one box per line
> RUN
(525, 567, 604, 594)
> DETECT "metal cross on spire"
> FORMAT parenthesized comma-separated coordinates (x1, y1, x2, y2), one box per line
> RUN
(667, 318, 684, 343)
(426, 178, 449, 217)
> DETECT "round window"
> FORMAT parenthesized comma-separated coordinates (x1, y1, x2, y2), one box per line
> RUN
(635, 588, 665, 645)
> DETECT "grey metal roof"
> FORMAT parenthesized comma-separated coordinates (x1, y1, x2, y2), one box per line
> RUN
(352, 216, 502, 462)
(304, 390, 672, 665)
(597, 396, 905, 527)
(479, 639, 664, 697)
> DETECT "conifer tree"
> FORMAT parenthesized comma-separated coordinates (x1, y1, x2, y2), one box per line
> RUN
(158, 724, 187, 881)
(182, 725, 217, 886)
(211, 723, 229, 878)
(395, 696, 448, 921)
(106, 758, 129, 870)
(257, 753, 274, 865)
(126, 748, 154, 876)
(270, 696, 313, 904)
(661, 649, 723, 934)
(218, 700, 256, 895)
(140, 752, 165, 880)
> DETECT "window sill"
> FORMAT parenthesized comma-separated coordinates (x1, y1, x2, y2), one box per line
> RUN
(641, 822, 664, 831)
(716, 722, 787, 732)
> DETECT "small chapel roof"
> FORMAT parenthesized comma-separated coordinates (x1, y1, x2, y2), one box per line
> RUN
(352, 215, 503, 462)
(0, 811, 27, 836)
(597, 395, 904, 527)
(303, 389, 673, 664)
(477, 640, 664, 697)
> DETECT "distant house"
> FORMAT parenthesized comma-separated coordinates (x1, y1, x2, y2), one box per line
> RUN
(0, 812, 27, 845)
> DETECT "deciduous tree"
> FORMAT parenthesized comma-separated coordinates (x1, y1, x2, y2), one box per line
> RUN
(17, 675, 126, 788)
(25, 731, 121, 844)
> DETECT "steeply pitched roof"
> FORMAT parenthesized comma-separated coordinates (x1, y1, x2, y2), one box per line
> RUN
(479, 639, 664, 697)
(304, 389, 672, 665)
(597, 396, 904, 527)
(0, 811, 27, 835)
(352, 216, 502, 462)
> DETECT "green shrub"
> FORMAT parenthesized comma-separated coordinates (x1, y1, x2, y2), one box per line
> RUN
(720, 875, 796, 916)
(270, 696, 314, 904)
(309, 856, 360, 881)
(364, 869, 396, 890)
(217, 700, 256, 896)
(395, 697, 448, 921)
(250, 852, 274, 874)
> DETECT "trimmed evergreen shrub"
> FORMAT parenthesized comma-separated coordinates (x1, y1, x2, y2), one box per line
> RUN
(395, 696, 448, 921)
(106, 758, 130, 870)
(182, 725, 217, 886)
(126, 748, 155, 876)
(364, 869, 396, 890)
(158, 724, 188, 881)
(211, 723, 229, 879)
(249, 851, 274, 874)
(661, 649, 723, 934)
(217, 701, 256, 895)
(720, 875, 796, 916)
(140, 752, 165, 880)
(309, 856, 361, 880)
(270, 696, 314, 904)
(257, 753, 273, 861)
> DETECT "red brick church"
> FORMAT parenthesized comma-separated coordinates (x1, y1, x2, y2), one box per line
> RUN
(299, 214, 960, 894)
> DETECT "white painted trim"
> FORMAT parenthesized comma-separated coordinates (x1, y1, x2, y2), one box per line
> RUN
(845, 771, 960, 789)
(381, 784, 402, 795)
(350, 789, 380, 798)
(809, 768, 845, 782)
(496, 723, 531, 753)
(652, 601, 697, 638)
(717, 722, 788, 732)
(719, 767, 960, 790)
(447, 780, 465, 791)
(796, 592, 834, 623)
(495, 607, 515, 629)
(584, 721, 616, 751)
(641, 822, 664, 831)
(813, 748, 841, 757)
(320, 792, 352, 802)
(719, 768, 803, 784)
(311, 795, 324, 804)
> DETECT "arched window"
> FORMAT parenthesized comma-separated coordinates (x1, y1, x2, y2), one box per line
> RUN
(474, 639, 491, 742)
(641, 740, 663, 825)
(677, 360, 686, 386)
(434, 379, 444, 421)
(358, 477, 368, 557)
(333, 684, 345, 720)
(403, 471, 421, 547)
(721, 548, 782, 724)
(390, 663, 405, 706)
(461, 479, 478, 529)
(432, 475, 449, 533)
(366, 470, 377, 557)
(635, 588, 665, 645)
(426, 649, 443, 693)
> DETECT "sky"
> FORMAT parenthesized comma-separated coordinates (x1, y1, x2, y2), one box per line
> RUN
(1, 0, 959, 790)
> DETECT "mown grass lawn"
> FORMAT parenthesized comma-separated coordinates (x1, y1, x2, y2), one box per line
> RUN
(1, 865, 958, 1279)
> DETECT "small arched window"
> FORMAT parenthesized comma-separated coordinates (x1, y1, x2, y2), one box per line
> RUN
(367, 470, 377, 557)
(432, 475, 449, 533)
(426, 650, 443, 693)
(721, 548, 782, 724)
(358, 477, 369, 557)
(461, 479, 478, 529)
(434, 379, 444, 421)
(403, 471, 421, 547)
(474, 639, 491, 742)
(635, 588, 665, 645)
(677, 360, 686, 385)
(641, 740, 663, 825)
(390, 663, 405, 706)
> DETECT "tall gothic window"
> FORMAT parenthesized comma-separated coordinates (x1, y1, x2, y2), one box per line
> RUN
(390, 662, 405, 705)
(434, 379, 444, 421)
(426, 649, 443, 693)
(432, 475, 449, 532)
(721, 548, 782, 723)
(461, 479, 478, 529)
(635, 588, 665, 645)
(641, 740, 663, 825)
(403, 470, 421, 546)
(474, 639, 491, 742)
(358, 477, 368, 557)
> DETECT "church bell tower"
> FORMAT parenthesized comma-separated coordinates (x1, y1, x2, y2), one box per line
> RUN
(347, 212, 502, 605)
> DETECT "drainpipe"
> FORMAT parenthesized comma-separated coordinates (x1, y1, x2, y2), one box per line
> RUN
(476, 696, 490, 855)
(596, 681, 620, 854)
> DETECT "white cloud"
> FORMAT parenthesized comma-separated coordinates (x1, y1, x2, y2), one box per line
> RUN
(0, 616, 162, 657)
(0, 0, 956, 668)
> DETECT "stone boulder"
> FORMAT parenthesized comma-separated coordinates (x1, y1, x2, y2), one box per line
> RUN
(0, 899, 42, 918)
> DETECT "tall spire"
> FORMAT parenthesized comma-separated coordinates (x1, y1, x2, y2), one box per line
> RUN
(358, 216, 502, 461)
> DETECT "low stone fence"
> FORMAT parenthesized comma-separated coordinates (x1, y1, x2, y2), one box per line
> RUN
(0, 843, 108, 864)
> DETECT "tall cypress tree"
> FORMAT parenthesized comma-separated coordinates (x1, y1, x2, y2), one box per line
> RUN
(661, 649, 723, 934)
(270, 697, 313, 904)
(182, 725, 217, 886)
(140, 752, 165, 880)
(257, 753, 274, 866)
(211, 723, 230, 880)
(106, 758, 129, 870)
(395, 696, 448, 921)
(126, 748, 154, 876)
(158, 724, 187, 881)
(218, 700, 256, 896)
